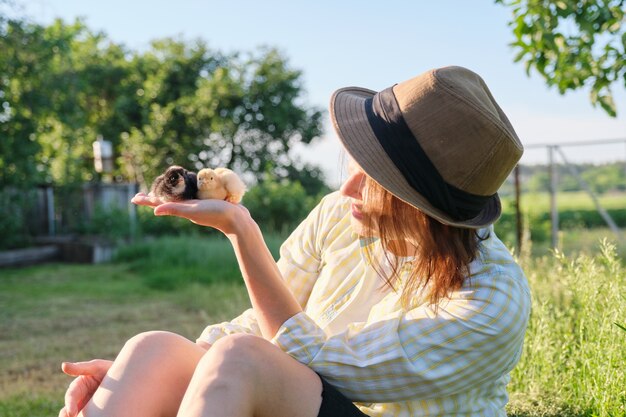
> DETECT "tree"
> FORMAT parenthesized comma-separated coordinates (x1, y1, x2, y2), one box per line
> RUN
(496, 0, 625, 116)
(121, 44, 323, 189)
(1, 15, 324, 191)
(0, 18, 55, 186)
(0, 17, 136, 186)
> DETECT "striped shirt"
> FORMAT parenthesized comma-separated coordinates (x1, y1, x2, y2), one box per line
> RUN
(197, 191, 531, 416)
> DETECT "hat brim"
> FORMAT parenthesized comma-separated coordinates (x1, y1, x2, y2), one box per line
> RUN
(329, 86, 501, 229)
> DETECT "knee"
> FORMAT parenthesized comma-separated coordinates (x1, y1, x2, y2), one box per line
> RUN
(195, 334, 268, 379)
(121, 330, 186, 357)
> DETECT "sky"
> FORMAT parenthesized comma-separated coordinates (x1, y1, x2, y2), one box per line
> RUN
(20, 0, 626, 186)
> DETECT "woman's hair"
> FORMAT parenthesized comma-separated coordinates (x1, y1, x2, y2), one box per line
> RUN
(362, 176, 484, 308)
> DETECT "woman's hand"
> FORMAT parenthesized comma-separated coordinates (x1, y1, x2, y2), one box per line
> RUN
(131, 193, 251, 236)
(58, 359, 113, 417)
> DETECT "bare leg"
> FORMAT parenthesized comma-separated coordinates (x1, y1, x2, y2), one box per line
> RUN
(80, 331, 207, 417)
(177, 334, 323, 417)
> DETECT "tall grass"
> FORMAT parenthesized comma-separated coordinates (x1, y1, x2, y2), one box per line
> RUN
(114, 234, 284, 290)
(508, 239, 626, 416)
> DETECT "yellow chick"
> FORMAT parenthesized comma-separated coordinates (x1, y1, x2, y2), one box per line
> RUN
(197, 167, 246, 204)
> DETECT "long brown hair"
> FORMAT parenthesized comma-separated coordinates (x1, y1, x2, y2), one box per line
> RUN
(361, 176, 484, 309)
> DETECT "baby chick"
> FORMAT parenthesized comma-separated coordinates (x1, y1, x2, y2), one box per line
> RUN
(197, 167, 246, 204)
(150, 165, 198, 201)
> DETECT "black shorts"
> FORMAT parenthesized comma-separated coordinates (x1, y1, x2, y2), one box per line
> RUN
(317, 374, 370, 417)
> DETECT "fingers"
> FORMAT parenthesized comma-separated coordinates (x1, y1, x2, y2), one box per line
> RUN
(63, 374, 101, 417)
(62, 359, 112, 377)
(63, 378, 80, 417)
(131, 192, 163, 207)
(60, 361, 112, 417)
(58, 406, 69, 417)
(153, 201, 193, 217)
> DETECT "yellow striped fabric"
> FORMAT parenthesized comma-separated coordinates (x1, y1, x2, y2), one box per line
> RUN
(198, 191, 531, 417)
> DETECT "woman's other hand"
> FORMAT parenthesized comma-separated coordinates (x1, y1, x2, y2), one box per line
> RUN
(58, 359, 113, 417)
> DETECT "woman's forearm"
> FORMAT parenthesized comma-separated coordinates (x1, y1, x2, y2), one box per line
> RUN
(227, 216, 302, 340)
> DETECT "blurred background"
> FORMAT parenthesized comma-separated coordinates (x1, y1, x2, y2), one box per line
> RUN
(1, 2, 625, 416)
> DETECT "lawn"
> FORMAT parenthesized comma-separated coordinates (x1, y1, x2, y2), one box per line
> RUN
(0, 236, 258, 417)
(1, 234, 625, 417)
(502, 191, 626, 214)
(497, 191, 626, 258)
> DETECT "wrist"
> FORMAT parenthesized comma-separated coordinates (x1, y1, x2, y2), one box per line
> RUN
(225, 207, 259, 240)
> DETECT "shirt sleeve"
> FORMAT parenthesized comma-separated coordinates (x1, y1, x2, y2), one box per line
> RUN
(197, 193, 331, 345)
(196, 307, 261, 345)
(275, 193, 327, 308)
(271, 272, 531, 402)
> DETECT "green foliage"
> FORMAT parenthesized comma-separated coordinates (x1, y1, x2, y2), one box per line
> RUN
(508, 240, 626, 415)
(0, 188, 35, 249)
(500, 162, 626, 195)
(77, 204, 133, 242)
(581, 163, 626, 193)
(0, 16, 324, 189)
(497, 191, 626, 245)
(135, 206, 201, 237)
(496, 0, 625, 116)
(115, 236, 241, 290)
(0, 18, 138, 186)
(114, 234, 283, 290)
(243, 178, 323, 234)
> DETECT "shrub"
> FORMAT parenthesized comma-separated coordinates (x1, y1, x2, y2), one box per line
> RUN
(114, 234, 284, 291)
(0, 188, 38, 250)
(136, 206, 201, 237)
(77, 204, 133, 242)
(115, 236, 242, 290)
(243, 179, 323, 234)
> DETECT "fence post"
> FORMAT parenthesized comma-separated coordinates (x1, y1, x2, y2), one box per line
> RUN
(514, 164, 522, 255)
(127, 183, 138, 240)
(46, 186, 55, 236)
(548, 146, 559, 250)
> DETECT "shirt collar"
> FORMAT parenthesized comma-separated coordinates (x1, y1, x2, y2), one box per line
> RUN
(357, 235, 379, 266)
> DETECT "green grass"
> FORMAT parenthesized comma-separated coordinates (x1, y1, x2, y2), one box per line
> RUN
(1, 234, 625, 416)
(497, 191, 626, 257)
(502, 191, 626, 214)
(518, 227, 626, 260)
(508, 240, 626, 416)
(0, 236, 259, 417)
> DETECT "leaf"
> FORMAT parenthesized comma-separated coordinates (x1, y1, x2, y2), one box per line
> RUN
(597, 94, 617, 117)
(616, 322, 626, 332)
(555, 0, 568, 10)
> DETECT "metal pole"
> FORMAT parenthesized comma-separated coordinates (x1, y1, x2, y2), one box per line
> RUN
(549, 146, 559, 249)
(514, 164, 522, 254)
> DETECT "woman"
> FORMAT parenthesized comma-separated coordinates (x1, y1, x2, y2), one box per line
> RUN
(59, 66, 530, 417)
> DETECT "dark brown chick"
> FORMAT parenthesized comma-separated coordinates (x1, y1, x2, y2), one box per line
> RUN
(150, 165, 198, 201)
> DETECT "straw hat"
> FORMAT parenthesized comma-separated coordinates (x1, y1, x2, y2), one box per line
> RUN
(330, 66, 523, 229)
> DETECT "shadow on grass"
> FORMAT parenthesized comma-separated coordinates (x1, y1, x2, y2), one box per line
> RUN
(508, 401, 592, 417)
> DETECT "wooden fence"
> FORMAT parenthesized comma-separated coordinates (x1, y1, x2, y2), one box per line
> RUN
(1, 182, 138, 238)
